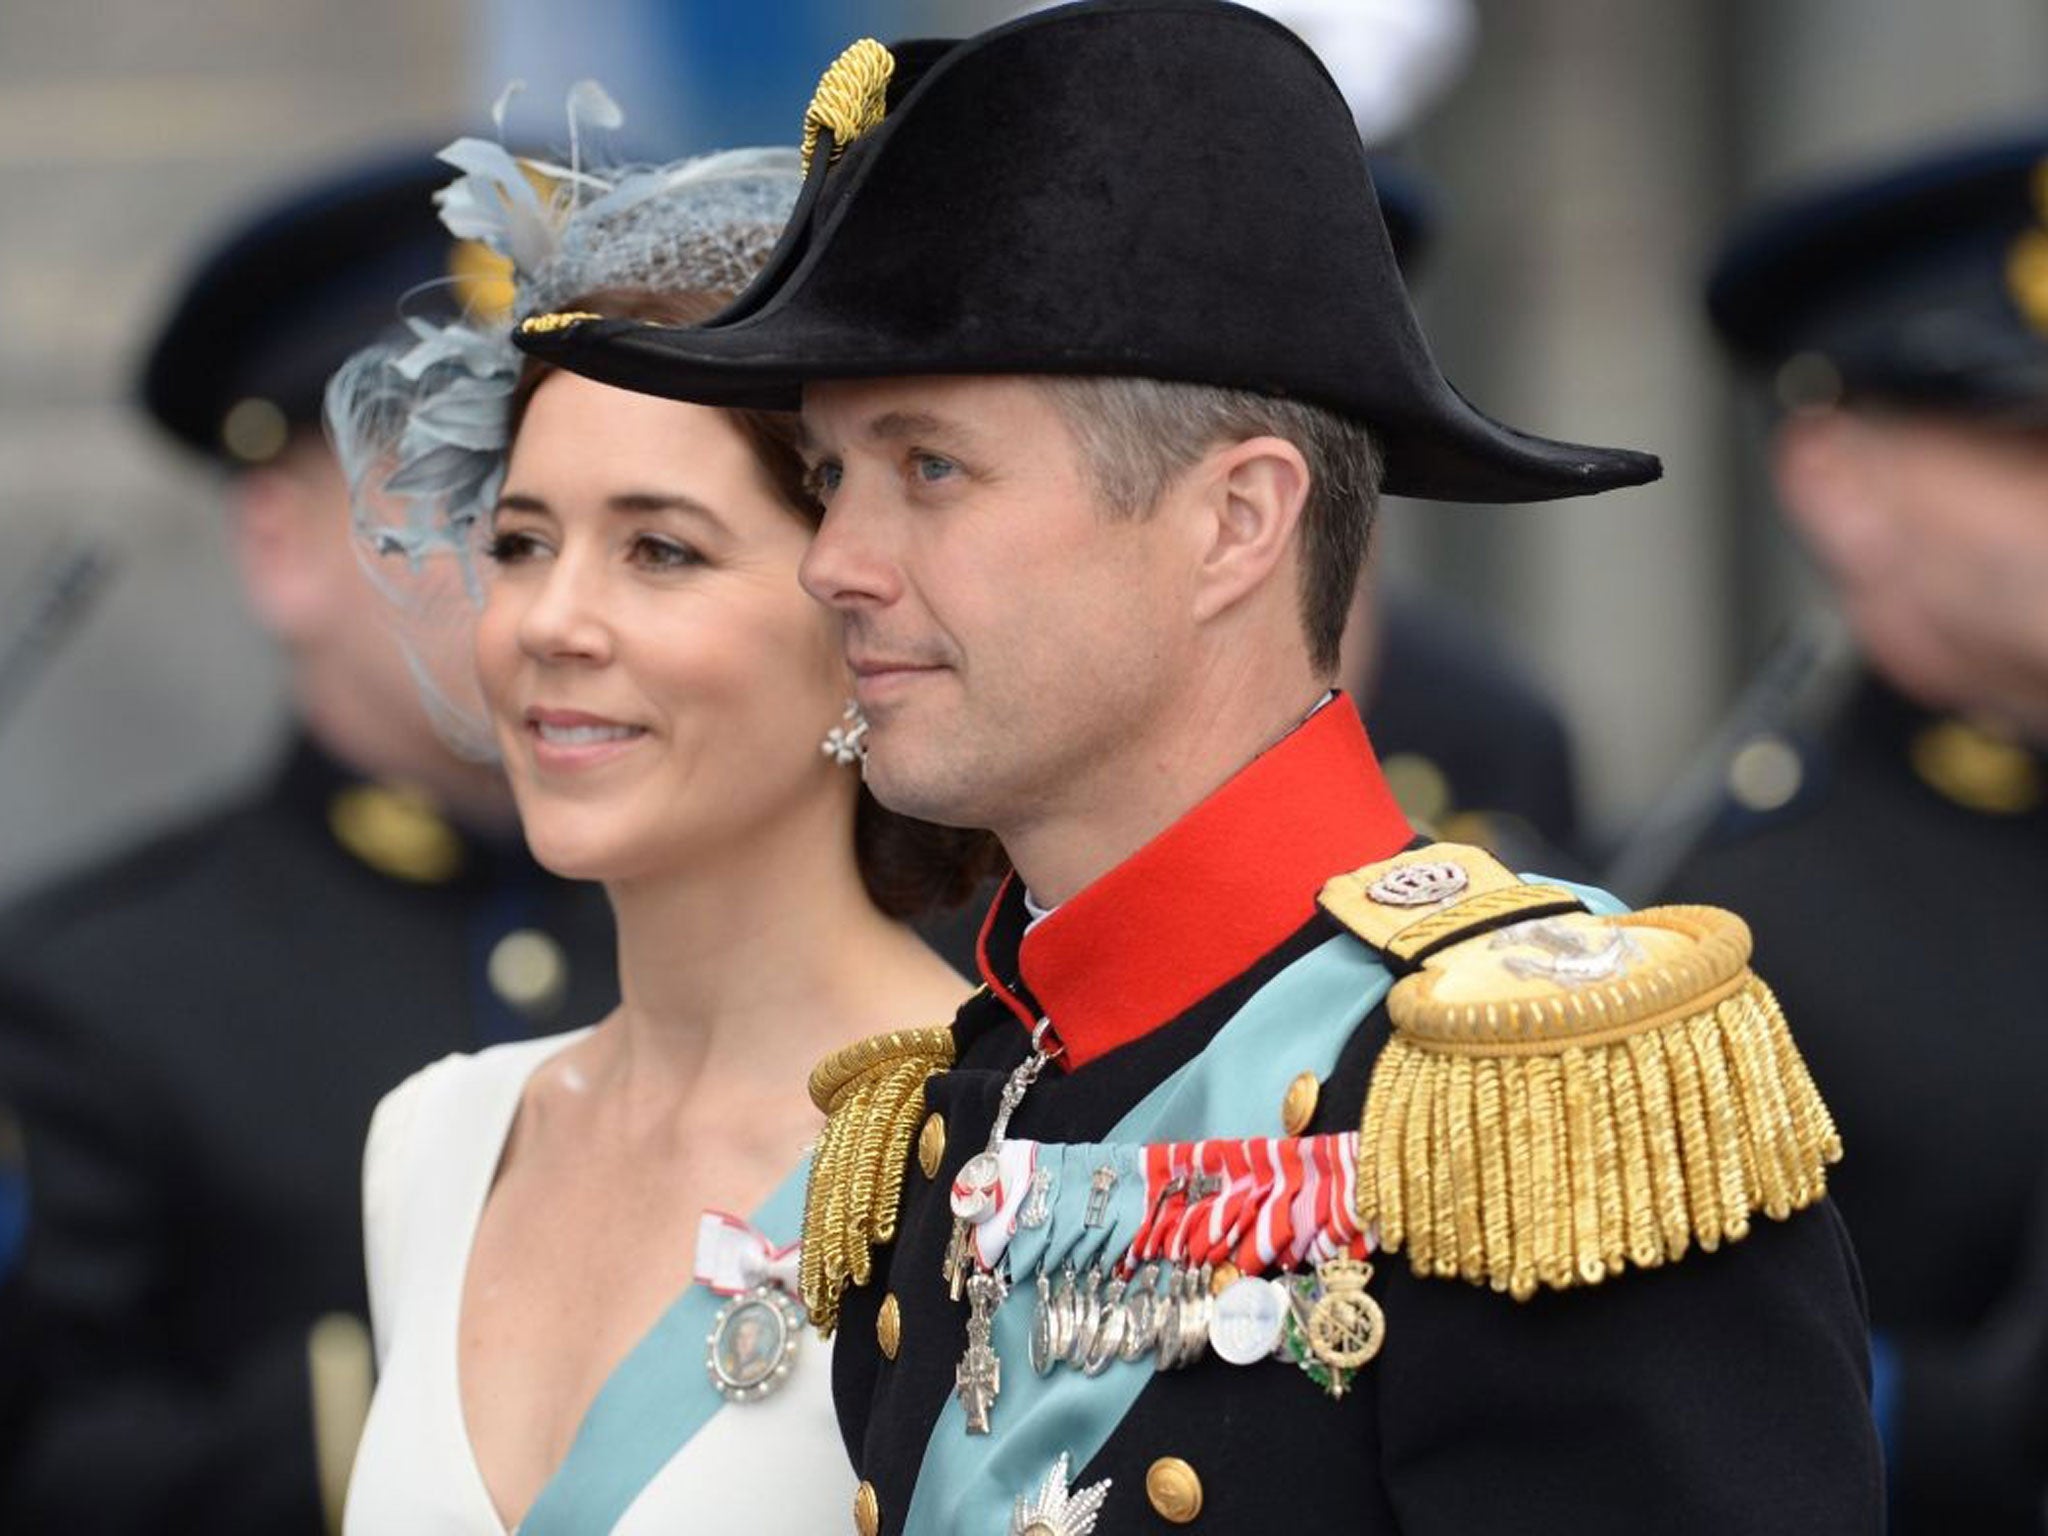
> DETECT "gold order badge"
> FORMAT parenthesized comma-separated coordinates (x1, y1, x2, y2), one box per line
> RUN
(1306, 1258, 1386, 1374)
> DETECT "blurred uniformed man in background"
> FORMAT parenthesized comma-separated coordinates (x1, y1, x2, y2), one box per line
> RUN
(1653, 125, 2048, 1531)
(0, 152, 619, 1533)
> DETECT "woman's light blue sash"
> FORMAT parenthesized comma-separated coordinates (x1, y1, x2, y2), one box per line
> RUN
(518, 1162, 809, 1535)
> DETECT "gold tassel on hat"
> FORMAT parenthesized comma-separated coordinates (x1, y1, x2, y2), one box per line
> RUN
(1322, 845, 1841, 1302)
(801, 1023, 957, 1336)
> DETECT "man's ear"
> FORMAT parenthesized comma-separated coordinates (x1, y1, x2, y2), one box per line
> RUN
(226, 456, 335, 645)
(1188, 434, 1312, 626)
(1772, 408, 1899, 587)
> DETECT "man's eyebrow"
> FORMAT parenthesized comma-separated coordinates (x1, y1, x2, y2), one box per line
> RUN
(800, 409, 980, 456)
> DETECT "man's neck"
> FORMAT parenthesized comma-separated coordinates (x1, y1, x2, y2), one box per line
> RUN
(1002, 679, 1333, 907)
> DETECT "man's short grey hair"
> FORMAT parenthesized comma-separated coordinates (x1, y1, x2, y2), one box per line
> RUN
(1039, 377, 1382, 675)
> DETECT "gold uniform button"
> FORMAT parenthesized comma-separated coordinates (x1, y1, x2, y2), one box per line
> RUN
(1281, 1071, 1321, 1136)
(853, 1480, 880, 1536)
(917, 1112, 946, 1179)
(876, 1293, 902, 1360)
(1146, 1457, 1203, 1523)
(1727, 734, 1804, 814)
(487, 929, 570, 1018)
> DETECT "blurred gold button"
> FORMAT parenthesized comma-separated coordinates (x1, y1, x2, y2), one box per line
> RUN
(1146, 1457, 1203, 1523)
(877, 1293, 902, 1360)
(1381, 751, 1452, 830)
(221, 396, 289, 463)
(853, 1479, 880, 1536)
(1727, 735, 1804, 814)
(487, 929, 569, 1017)
(917, 1113, 946, 1179)
(1281, 1071, 1320, 1136)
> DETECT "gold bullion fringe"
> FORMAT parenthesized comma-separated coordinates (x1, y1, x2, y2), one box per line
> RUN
(800, 1026, 956, 1336)
(1360, 961, 1841, 1302)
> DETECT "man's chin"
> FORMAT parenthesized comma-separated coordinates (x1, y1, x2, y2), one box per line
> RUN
(859, 749, 984, 833)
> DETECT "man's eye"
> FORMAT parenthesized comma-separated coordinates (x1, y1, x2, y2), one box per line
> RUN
(631, 535, 704, 572)
(911, 452, 958, 483)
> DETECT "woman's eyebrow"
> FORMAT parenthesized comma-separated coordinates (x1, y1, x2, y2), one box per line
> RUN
(604, 492, 732, 537)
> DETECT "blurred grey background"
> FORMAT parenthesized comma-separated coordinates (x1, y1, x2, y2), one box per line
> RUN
(2, 0, 2044, 901)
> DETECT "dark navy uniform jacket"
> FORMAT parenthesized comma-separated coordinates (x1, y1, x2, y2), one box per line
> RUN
(834, 703, 1883, 1533)
(0, 736, 618, 1532)
(1668, 673, 2048, 1531)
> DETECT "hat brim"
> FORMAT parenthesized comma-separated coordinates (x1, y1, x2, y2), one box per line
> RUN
(522, 314, 1661, 504)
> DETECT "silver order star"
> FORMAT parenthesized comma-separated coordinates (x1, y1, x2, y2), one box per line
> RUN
(1010, 1453, 1111, 1536)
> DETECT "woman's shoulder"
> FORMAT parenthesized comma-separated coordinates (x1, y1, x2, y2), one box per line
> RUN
(366, 1028, 595, 1186)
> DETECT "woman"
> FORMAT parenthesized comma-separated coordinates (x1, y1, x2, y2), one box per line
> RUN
(331, 127, 994, 1534)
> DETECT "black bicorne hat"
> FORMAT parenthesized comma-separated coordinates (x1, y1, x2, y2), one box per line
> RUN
(515, 0, 1659, 503)
(1708, 124, 2048, 418)
(140, 149, 469, 466)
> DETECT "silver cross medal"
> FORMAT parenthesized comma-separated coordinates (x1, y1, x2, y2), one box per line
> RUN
(956, 1269, 1008, 1434)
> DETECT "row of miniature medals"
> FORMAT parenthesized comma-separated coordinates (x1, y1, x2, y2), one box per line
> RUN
(943, 1021, 1386, 1438)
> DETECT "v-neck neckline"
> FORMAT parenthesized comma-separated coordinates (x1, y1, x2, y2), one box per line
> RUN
(442, 1033, 814, 1534)
(445, 1032, 589, 1536)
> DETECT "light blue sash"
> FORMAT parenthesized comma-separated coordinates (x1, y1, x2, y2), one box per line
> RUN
(518, 1162, 810, 1535)
(900, 870, 1625, 1535)
(901, 932, 1393, 1536)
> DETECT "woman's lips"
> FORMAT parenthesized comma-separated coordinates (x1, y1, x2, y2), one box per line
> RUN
(523, 708, 649, 770)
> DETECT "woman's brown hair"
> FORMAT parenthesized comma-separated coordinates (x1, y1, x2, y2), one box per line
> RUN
(508, 284, 1006, 920)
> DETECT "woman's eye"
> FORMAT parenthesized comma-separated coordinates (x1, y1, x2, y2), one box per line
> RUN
(805, 461, 843, 504)
(484, 529, 547, 564)
(630, 534, 704, 572)
(911, 452, 958, 484)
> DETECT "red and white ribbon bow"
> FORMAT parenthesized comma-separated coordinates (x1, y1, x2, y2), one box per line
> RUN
(694, 1210, 802, 1297)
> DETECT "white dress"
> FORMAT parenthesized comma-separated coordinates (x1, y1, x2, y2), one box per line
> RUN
(343, 1032, 848, 1535)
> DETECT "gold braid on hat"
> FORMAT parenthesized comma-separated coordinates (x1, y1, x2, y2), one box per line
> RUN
(801, 38, 895, 174)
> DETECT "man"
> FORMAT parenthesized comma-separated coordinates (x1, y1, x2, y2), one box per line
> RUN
(0, 153, 618, 1532)
(520, 5, 1882, 1530)
(1655, 126, 2048, 1531)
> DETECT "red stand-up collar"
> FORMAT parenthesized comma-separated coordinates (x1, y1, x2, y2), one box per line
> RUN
(974, 696, 1413, 1070)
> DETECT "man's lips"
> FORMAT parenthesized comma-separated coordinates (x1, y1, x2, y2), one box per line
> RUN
(848, 658, 947, 702)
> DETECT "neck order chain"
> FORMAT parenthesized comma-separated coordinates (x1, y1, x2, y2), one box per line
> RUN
(946, 1020, 1061, 1437)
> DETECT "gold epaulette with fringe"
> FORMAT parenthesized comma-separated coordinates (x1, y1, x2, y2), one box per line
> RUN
(801, 1024, 956, 1336)
(1321, 845, 1842, 1301)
